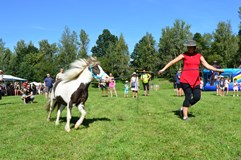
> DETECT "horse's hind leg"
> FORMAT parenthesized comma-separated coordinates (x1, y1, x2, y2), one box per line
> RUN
(74, 103, 86, 129)
(47, 99, 56, 121)
(55, 104, 65, 125)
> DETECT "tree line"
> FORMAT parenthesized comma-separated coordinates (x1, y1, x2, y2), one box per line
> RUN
(0, 8, 241, 82)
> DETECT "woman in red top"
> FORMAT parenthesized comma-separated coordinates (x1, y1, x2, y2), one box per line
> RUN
(158, 40, 223, 120)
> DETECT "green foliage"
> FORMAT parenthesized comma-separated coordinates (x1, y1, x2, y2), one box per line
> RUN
(78, 29, 90, 58)
(57, 26, 79, 69)
(112, 34, 130, 76)
(193, 32, 213, 58)
(131, 32, 159, 71)
(158, 20, 192, 78)
(91, 29, 118, 73)
(37, 40, 58, 80)
(91, 30, 130, 77)
(0, 79, 241, 159)
(211, 21, 238, 68)
(237, 7, 241, 67)
(91, 29, 118, 58)
(0, 39, 14, 74)
(1, 48, 13, 73)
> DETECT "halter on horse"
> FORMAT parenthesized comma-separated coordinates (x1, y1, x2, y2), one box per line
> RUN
(46, 57, 109, 132)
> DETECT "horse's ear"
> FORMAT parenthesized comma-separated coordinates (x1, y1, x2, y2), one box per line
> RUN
(91, 56, 97, 61)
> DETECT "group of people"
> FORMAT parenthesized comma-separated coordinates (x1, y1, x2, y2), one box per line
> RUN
(128, 70, 152, 98)
(215, 76, 241, 97)
(0, 39, 233, 122)
(99, 73, 118, 97)
(99, 70, 152, 98)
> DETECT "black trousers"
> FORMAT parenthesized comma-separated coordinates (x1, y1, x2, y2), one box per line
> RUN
(180, 83, 201, 107)
(142, 83, 149, 92)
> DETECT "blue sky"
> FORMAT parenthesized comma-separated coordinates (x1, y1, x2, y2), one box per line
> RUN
(0, 0, 240, 53)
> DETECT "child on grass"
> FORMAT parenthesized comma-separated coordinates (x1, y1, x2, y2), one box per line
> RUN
(124, 81, 129, 97)
(232, 78, 239, 96)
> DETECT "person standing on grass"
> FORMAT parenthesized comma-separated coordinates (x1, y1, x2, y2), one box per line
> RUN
(44, 73, 54, 99)
(140, 70, 151, 96)
(130, 72, 139, 98)
(224, 77, 230, 96)
(124, 80, 129, 98)
(232, 78, 239, 96)
(109, 73, 118, 97)
(158, 40, 224, 121)
(175, 69, 183, 97)
(215, 76, 220, 96)
(219, 76, 225, 96)
(100, 78, 108, 97)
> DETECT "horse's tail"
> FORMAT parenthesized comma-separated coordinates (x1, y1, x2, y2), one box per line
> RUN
(45, 98, 57, 112)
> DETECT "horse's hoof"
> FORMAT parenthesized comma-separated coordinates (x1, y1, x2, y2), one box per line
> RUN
(47, 118, 50, 122)
(74, 124, 79, 129)
(65, 126, 71, 132)
(55, 122, 59, 125)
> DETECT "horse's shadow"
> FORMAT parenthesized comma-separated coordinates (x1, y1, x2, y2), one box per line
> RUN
(0, 102, 15, 105)
(59, 117, 111, 128)
(172, 109, 195, 119)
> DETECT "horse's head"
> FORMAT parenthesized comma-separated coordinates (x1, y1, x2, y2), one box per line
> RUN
(89, 64, 109, 82)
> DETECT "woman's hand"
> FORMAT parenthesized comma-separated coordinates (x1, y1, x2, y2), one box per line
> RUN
(158, 69, 165, 75)
(217, 69, 224, 73)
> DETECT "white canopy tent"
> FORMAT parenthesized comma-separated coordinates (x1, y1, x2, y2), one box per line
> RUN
(2, 75, 26, 81)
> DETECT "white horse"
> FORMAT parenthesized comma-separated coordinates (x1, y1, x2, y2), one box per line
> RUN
(46, 57, 109, 132)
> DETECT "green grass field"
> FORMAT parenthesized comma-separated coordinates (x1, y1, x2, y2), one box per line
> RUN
(0, 79, 241, 160)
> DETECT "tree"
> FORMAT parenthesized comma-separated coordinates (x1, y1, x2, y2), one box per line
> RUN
(35, 40, 58, 81)
(131, 32, 158, 72)
(3, 48, 14, 74)
(0, 39, 6, 70)
(211, 21, 238, 67)
(112, 33, 130, 76)
(193, 32, 213, 58)
(10, 41, 40, 80)
(237, 7, 241, 67)
(57, 26, 79, 69)
(91, 29, 118, 73)
(78, 29, 90, 58)
(11, 40, 29, 76)
(158, 19, 192, 78)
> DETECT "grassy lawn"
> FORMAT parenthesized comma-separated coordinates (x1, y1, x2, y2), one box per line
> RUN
(0, 79, 241, 160)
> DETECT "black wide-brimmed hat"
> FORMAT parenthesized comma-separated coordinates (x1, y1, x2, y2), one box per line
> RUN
(184, 40, 196, 47)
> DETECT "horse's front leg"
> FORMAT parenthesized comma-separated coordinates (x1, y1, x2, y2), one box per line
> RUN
(65, 104, 72, 132)
(55, 104, 65, 125)
(74, 103, 86, 129)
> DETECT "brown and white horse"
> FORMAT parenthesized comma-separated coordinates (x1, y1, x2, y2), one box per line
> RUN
(46, 57, 109, 132)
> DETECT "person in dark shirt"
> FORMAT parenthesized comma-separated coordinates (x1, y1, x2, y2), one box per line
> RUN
(21, 84, 34, 104)
(44, 73, 54, 99)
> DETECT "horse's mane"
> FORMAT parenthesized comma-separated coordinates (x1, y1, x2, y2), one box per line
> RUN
(62, 57, 99, 81)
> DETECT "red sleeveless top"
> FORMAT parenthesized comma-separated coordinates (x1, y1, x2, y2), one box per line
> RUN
(180, 52, 202, 88)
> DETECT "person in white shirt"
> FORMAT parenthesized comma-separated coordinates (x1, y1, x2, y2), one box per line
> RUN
(56, 68, 64, 81)
(232, 78, 239, 96)
(224, 77, 230, 96)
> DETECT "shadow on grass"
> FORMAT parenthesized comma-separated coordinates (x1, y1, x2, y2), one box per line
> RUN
(0, 102, 18, 105)
(172, 109, 195, 119)
(58, 117, 111, 128)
